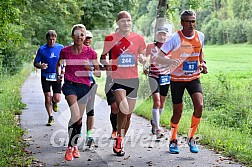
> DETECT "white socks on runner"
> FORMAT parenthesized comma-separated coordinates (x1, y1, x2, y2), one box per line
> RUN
(152, 108, 160, 130)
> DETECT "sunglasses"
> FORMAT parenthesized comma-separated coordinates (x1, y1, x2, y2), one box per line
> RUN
(73, 30, 85, 37)
(182, 20, 196, 23)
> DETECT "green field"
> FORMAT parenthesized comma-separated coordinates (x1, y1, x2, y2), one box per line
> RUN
(204, 44, 252, 72)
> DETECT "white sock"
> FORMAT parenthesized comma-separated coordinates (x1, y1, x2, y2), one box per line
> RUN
(152, 108, 160, 130)
(159, 108, 164, 116)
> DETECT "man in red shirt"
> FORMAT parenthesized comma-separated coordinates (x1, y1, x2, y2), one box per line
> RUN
(100, 11, 146, 156)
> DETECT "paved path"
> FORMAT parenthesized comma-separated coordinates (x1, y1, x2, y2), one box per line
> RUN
(20, 72, 244, 167)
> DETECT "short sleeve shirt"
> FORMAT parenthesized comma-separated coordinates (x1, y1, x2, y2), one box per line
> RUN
(102, 32, 146, 79)
(59, 45, 97, 86)
(34, 43, 64, 77)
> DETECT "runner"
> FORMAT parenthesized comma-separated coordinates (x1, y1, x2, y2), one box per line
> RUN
(84, 30, 98, 146)
(156, 10, 208, 154)
(100, 11, 146, 156)
(144, 26, 171, 139)
(104, 70, 119, 139)
(56, 24, 100, 161)
(100, 28, 120, 140)
(33, 30, 63, 126)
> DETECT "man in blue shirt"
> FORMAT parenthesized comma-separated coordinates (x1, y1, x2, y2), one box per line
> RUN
(34, 30, 64, 126)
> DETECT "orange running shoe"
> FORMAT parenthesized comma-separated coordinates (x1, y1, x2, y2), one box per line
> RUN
(111, 131, 117, 139)
(113, 136, 125, 156)
(64, 147, 73, 161)
(73, 146, 81, 158)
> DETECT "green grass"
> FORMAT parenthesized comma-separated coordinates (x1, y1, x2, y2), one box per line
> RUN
(204, 44, 252, 72)
(0, 64, 31, 166)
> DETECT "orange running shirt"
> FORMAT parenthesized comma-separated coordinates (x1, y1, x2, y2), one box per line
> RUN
(160, 30, 204, 82)
(102, 32, 146, 79)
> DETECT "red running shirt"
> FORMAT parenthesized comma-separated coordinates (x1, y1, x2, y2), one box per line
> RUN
(102, 32, 146, 79)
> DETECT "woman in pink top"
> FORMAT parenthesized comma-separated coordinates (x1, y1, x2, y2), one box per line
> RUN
(56, 24, 100, 161)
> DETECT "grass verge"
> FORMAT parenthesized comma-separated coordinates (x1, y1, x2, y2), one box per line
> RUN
(0, 64, 31, 166)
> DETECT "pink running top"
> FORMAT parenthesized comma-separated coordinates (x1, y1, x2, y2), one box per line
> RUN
(59, 45, 97, 86)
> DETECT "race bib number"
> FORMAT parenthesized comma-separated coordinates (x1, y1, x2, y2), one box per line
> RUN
(118, 54, 135, 67)
(159, 75, 170, 85)
(183, 61, 198, 74)
(46, 73, 57, 81)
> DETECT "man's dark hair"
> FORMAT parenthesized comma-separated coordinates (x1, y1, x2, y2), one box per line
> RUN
(46, 30, 57, 39)
(180, 10, 196, 20)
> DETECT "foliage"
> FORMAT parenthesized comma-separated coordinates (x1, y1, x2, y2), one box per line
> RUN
(22, 0, 84, 46)
(136, 0, 158, 37)
(0, 65, 31, 166)
(0, 0, 25, 76)
(81, 0, 137, 30)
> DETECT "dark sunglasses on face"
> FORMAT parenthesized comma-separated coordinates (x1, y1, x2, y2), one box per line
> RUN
(182, 20, 196, 23)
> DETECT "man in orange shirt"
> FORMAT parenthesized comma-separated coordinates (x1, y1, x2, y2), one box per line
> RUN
(156, 10, 207, 154)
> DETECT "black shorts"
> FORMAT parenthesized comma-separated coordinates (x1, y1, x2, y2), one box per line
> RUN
(111, 78, 139, 99)
(105, 77, 115, 105)
(62, 80, 90, 104)
(41, 76, 61, 93)
(171, 78, 202, 104)
(148, 76, 170, 96)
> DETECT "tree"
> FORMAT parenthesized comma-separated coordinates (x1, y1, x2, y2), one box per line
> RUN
(22, 0, 83, 45)
(154, 0, 170, 41)
(81, 0, 136, 30)
(0, 0, 25, 75)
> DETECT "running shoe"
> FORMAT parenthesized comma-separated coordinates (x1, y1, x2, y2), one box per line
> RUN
(150, 120, 156, 135)
(111, 131, 117, 139)
(46, 116, 54, 126)
(113, 136, 125, 156)
(52, 99, 58, 112)
(169, 139, 180, 154)
(73, 146, 81, 158)
(64, 147, 73, 161)
(188, 137, 199, 153)
(156, 129, 165, 139)
(86, 137, 94, 147)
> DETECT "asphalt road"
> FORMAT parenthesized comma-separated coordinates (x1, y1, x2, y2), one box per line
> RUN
(20, 72, 244, 167)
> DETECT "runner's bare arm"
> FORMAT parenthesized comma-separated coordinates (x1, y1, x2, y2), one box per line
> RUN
(155, 50, 180, 67)
(92, 58, 101, 78)
(199, 49, 207, 74)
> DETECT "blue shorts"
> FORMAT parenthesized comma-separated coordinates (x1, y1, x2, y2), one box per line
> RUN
(62, 80, 90, 104)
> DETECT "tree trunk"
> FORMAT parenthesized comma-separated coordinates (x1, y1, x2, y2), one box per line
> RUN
(154, 0, 172, 41)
